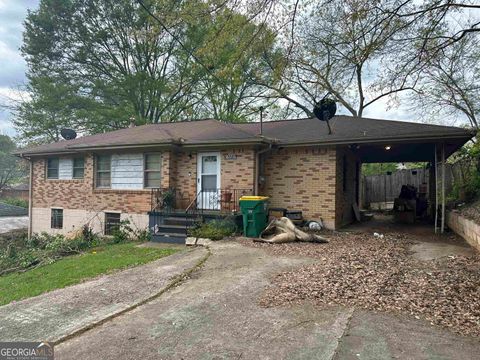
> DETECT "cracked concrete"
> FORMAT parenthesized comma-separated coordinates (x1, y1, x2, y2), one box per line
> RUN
(54, 241, 480, 359)
(0, 247, 207, 343)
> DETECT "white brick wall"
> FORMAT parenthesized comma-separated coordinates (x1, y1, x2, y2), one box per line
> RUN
(31, 207, 149, 236)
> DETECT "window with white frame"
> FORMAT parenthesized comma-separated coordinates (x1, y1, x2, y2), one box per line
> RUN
(73, 157, 85, 179)
(96, 155, 111, 188)
(144, 153, 162, 188)
(46, 157, 84, 180)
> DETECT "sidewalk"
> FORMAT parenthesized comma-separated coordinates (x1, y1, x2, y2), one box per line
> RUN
(0, 247, 208, 342)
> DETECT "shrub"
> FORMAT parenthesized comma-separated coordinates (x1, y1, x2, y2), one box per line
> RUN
(188, 217, 237, 241)
(0, 198, 28, 208)
(108, 220, 151, 244)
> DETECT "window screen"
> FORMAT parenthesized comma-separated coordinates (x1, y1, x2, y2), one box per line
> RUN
(144, 154, 161, 188)
(51, 208, 63, 229)
(96, 155, 111, 188)
(105, 212, 121, 235)
(47, 158, 59, 179)
(73, 157, 85, 179)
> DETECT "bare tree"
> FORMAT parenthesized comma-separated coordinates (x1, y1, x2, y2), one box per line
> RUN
(410, 36, 479, 129)
(259, 0, 417, 117)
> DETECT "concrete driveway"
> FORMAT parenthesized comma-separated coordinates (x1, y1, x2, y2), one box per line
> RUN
(0, 216, 28, 233)
(55, 241, 480, 360)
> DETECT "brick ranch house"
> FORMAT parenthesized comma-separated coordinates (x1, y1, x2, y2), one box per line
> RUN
(16, 116, 473, 239)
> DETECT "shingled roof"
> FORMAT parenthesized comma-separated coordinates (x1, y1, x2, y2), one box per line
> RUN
(17, 116, 474, 156)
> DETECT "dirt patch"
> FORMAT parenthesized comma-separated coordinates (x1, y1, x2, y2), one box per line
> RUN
(237, 233, 480, 338)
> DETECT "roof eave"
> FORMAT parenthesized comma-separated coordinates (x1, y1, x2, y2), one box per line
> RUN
(16, 137, 271, 156)
(278, 132, 474, 147)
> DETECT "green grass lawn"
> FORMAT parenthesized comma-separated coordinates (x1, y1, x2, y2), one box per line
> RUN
(0, 242, 178, 306)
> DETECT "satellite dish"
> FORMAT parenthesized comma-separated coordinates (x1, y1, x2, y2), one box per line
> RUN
(61, 128, 77, 140)
(313, 98, 337, 121)
(313, 97, 337, 134)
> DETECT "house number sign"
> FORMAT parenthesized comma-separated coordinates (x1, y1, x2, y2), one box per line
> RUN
(224, 153, 237, 160)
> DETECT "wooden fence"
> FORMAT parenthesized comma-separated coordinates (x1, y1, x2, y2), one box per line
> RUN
(362, 168, 430, 205)
(362, 160, 475, 206)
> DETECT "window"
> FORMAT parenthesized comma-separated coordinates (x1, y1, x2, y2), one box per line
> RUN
(47, 158, 59, 179)
(104, 212, 121, 235)
(73, 157, 85, 179)
(342, 155, 347, 192)
(144, 153, 161, 188)
(51, 208, 63, 229)
(96, 155, 111, 188)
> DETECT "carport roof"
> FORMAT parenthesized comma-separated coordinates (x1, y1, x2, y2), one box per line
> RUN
(16, 116, 475, 157)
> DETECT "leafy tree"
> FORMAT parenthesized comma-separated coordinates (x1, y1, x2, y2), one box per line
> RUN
(362, 163, 400, 177)
(16, 0, 278, 142)
(189, 9, 278, 122)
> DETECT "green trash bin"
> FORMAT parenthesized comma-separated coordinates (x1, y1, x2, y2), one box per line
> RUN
(239, 196, 269, 238)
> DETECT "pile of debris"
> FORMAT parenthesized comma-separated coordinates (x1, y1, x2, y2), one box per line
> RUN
(256, 217, 328, 244)
(242, 232, 480, 338)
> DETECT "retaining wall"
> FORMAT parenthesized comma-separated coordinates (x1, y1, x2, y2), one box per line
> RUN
(447, 210, 480, 252)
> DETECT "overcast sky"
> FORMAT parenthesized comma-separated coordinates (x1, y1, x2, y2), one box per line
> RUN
(0, 0, 439, 138)
(0, 0, 39, 136)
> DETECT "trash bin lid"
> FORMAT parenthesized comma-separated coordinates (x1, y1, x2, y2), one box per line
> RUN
(239, 196, 269, 201)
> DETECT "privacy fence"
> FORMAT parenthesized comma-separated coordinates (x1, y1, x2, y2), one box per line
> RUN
(362, 159, 475, 206)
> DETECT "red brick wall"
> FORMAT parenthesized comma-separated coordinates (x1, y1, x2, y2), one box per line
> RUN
(32, 148, 256, 215)
(31, 146, 356, 231)
(32, 154, 152, 214)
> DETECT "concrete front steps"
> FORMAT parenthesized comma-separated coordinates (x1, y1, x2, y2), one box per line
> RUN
(151, 214, 194, 244)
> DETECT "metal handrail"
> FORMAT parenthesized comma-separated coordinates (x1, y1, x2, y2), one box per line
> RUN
(184, 188, 253, 236)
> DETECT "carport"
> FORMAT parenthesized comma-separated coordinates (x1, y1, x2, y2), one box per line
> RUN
(355, 135, 474, 233)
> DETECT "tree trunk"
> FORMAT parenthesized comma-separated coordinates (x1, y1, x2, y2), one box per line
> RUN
(254, 217, 329, 244)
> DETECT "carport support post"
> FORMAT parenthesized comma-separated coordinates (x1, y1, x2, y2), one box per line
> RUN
(434, 145, 438, 234)
(441, 143, 446, 234)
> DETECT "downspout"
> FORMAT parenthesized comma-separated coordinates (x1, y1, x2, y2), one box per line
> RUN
(27, 156, 33, 239)
(255, 144, 273, 195)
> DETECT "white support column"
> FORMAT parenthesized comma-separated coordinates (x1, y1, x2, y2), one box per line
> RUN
(434, 145, 438, 234)
(441, 143, 446, 234)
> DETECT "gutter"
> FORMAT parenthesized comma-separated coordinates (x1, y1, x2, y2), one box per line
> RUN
(278, 133, 474, 148)
(28, 160, 33, 239)
(17, 138, 274, 157)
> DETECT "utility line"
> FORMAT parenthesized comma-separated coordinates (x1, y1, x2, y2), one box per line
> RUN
(135, 0, 228, 89)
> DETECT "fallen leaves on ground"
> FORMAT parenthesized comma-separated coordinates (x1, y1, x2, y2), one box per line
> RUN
(458, 199, 480, 225)
(237, 233, 480, 338)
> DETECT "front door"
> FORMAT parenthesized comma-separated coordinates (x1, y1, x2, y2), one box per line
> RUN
(197, 152, 221, 210)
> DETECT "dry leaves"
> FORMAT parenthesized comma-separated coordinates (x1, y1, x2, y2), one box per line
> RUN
(238, 232, 480, 338)
(458, 200, 480, 225)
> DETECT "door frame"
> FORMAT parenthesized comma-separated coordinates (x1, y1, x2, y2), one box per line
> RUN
(197, 152, 221, 209)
